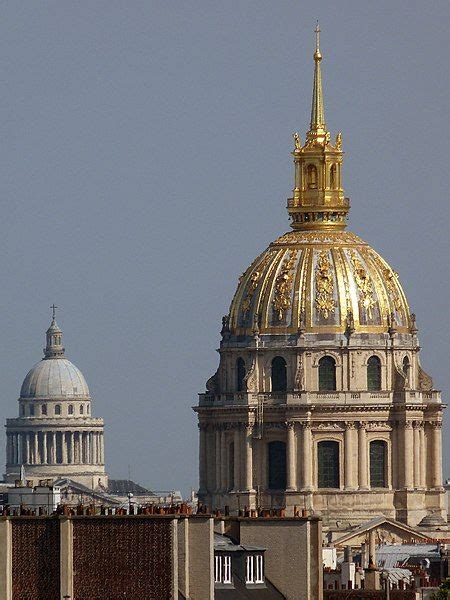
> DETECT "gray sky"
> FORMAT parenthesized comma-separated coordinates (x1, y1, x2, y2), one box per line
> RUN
(0, 1, 448, 493)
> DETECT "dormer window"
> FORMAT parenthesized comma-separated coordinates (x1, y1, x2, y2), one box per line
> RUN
(246, 554, 264, 584)
(215, 555, 232, 585)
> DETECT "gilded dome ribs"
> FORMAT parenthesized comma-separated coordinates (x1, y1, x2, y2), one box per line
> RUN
(315, 251, 335, 320)
(229, 232, 411, 335)
(272, 250, 298, 323)
(348, 250, 377, 322)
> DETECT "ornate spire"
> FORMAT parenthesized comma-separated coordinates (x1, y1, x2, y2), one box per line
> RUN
(287, 25, 349, 231)
(44, 305, 65, 359)
(309, 21, 327, 140)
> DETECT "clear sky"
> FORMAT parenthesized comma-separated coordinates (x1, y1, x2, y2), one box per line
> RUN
(0, 1, 448, 493)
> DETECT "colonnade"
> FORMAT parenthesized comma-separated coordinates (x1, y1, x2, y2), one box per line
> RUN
(198, 419, 443, 495)
(6, 430, 105, 466)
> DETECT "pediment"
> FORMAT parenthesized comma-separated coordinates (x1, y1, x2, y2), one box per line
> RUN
(334, 517, 429, 547)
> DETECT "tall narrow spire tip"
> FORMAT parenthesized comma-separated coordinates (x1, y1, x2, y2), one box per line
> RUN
(314, 21, 321, 60)
(309, 22, 326, 135)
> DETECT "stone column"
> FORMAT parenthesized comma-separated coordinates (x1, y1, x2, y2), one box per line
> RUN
(286, 422, 297, 491)
(100, 433, 104, 464)
(215, 427, 221, 491)
(15, 433, 20, 465)
(403, 421, 413, 489)
(358, 423, 368, 490)
(42, 432, 48, 464)
(51, 431, 56, 464)
(6, 434, 11, 465)
(430, 422, 442, 488)
(220, 428, 227, 490)
(413, 422, 421, 488)
(198, 424, 207, 494)
(9, 434, 14, 465)
(301, 423, 313, 490)
(419, 425, 425, 488)
(62, 432, 68, 464)
(233, 425, 241, 491)
(86, 432, 91, 464)
(92, 432, 97, 465)
(33, 432, 39, 464)
(13, 434, 18, 465)
(344, 422, 356, 490)
(391, 420, 399, 488)
(25, 433, 30, 465)
(244, 424, 254, 492)
(69, 432, 74, 464)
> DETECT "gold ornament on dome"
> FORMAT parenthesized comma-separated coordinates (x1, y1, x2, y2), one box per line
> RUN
(335, 132, 342, 151)
(315, 251, 335, 319)
(349, 251, 376, 319)
(383, 268, 403, 312)
(273, 250, 298, 321)
(293, 132, 302, 151)
(241, 253, 273, 316)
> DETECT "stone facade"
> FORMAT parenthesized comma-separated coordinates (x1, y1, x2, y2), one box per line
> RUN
(194, 33, 446, 529)
(4, 315, 107, 490)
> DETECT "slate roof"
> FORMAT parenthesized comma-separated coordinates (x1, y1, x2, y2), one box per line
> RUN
(108, 479, 153, 495)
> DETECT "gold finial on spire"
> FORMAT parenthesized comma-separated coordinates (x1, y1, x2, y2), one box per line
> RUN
(308, 21, 327, 142)
(314, 20, 322, 61)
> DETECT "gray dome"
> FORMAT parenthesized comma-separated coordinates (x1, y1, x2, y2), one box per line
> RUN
(20, 358, 90, 399)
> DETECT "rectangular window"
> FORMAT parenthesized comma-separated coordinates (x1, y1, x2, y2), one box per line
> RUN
(255, 555, 264, 583)
(29, 404, 35, 416)
(223, 555, 232, 584)
(214, 556, 222, 583)
(215, 555, 232, 585)
(246, 555, 264, 584)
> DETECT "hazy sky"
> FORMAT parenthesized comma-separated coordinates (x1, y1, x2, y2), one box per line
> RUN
(0, 1, 448, 493)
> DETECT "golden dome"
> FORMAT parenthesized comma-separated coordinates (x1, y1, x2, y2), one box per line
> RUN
(227, 29, 413, 337)
(229, 229, 411, 335)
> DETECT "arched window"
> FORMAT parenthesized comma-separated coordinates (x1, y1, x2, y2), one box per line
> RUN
(271, 357, 287, 392)
(87, 405, 90, 414)
(318, 441, 340, 488)
(367, 356, 382, 391)
(403, 356, 410, 375)
(306, 164, 318, 189)
(41, 404, 47, 416)
(68, 405, 74, 415)
(80, 405, 84, 415)
(55, 404, 61, 415)
(370, 440, 387, 488)
(236, 358, 246, 392)
(268, 441, 286, 490)
(330, 164, 337, 189)
(318, 356, 336, 391)
(228, 442, 234, 491)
